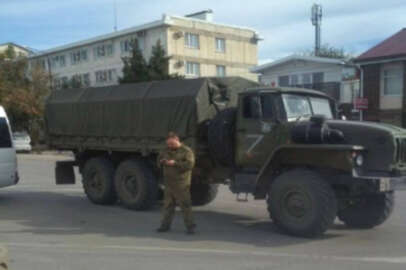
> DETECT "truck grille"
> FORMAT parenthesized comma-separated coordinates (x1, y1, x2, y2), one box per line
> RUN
(395, 138, 406, 164)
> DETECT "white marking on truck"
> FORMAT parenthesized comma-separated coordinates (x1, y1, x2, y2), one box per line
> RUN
(246, 134, 264, 154)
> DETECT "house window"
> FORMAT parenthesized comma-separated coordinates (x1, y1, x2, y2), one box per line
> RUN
(278, 76, 289, 87)
(382, 67, 403, 96)
(215, 38, 226, 53)
(70, 49, 88, 65)
(186, 62, 200, 76)
(313, 72, 324, 84)
(95, 69, 116, 83)
(185, 33, 199, 49)
(94, 43, 114, 59)
(216, 65, 226, 77)
(302, 73, 312, 85)
(50, 55, 66, 68)
(290, 74, 299, 85)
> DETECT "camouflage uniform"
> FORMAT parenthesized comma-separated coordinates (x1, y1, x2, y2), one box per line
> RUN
(157, 144, 195, 229)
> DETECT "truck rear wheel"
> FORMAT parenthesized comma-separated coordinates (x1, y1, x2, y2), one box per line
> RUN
(190, 183, 219, 206)
(115, 159, 158, 210)
(338, 192, 394, 229)
(267, 169, 337, 238)
(208, 108, 237, 166)
(82, 157, 116, 205)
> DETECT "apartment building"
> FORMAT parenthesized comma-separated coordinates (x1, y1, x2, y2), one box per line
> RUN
(29, 10, 260, 89)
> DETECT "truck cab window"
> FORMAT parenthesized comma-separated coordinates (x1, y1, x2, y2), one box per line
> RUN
(260, 95, 274, 120)
(243, 95, 261, 119)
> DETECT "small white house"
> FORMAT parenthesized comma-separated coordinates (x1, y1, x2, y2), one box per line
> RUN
(251, 55, 359, 104)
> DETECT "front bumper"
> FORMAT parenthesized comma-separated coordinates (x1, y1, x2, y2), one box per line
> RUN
(376, 176, 406, 191)
(353, 169, 406, 191)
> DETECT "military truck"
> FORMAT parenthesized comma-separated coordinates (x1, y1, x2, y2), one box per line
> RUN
(45, 77, 406, 238)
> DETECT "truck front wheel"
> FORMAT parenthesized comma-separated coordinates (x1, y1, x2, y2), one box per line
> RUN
(267, 169, 337, 238)
(338, 192, 394, 229)
(190, 183, 219, 206)
(114, 159, 158, 210)
(82, 157, 117, 205)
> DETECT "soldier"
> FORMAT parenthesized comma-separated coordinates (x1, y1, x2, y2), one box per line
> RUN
(156, 132, 196, 234)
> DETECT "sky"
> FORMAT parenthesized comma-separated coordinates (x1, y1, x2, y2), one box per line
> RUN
(1, 0, 406, 64)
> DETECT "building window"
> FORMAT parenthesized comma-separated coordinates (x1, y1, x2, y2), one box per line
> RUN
(95, 69, 116, 84)
(53, 76, 68, 90)
(186, 62, 200, 76)
(290, 74, 299, 85)
(313, 72, 324, 84)
(216, 65, 226, 77)
(50, 55, 66, 68)
(278, 76, 289, 87)
(382, 67, 403, 96)
(302, 73, 312, 85)
(120, 38, 143, 54)
(94, 43, 114, 59)
(185, 33, 199, 49)
(70, 49, 88, 65)
(215, 38, 226, 53)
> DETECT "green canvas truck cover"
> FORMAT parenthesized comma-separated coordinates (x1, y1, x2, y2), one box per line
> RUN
(45, 77, 257, 151)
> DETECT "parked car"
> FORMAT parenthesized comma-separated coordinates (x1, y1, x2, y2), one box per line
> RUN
(0, 106, 18, 188)
(13, 131, 32, 153)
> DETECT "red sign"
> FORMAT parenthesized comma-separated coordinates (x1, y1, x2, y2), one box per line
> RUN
(355, 98, 368, 110)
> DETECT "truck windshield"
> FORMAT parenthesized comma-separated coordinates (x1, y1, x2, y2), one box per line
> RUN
(282, 94, 333, 121)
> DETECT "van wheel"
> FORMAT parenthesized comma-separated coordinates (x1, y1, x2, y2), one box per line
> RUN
(82, 157, 116, 205)
(267, 169, 337, 238)
(338, 192, 394, 229)
(115, 159, 158, 210)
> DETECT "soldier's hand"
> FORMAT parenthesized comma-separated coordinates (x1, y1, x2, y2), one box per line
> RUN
(165, 160, 176, 166)
(160, 159, 167, 164)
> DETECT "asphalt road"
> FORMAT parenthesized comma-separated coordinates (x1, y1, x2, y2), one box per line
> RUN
(0, 154, 406, 270)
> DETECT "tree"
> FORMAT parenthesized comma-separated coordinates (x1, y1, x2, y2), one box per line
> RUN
(148, 40, 172, 80)
(0, 50, 50, 144)
(301, 44, 353, 59)
(119, 39, 150, 83)
(119, 39, 183, 84)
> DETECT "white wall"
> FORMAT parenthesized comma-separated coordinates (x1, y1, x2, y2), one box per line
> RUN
(30, 26, 167, 87)
(259, 60, 343, 86)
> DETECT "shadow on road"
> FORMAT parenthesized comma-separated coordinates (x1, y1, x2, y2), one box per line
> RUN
(0, 190, 342, 248)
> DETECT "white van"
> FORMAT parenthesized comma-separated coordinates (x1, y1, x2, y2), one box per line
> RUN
(0, 106, 18, 188)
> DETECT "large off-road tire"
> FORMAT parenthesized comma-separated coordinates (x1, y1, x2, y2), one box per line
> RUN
(337, 192, 395, 229)
(190, 183, 219, 206)
(208, 108, 237, 166)
(82, 157, 116, 205)
(267, 169, 337, 238)
(114, 159, 158, 210)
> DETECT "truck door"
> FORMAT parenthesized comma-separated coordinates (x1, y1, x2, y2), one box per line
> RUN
(235, 93, 279, 169)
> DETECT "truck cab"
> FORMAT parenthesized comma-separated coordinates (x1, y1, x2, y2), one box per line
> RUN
(209, 86, 406, 237)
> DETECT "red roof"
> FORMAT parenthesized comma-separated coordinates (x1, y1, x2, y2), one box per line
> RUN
(356, 28, 406, 62)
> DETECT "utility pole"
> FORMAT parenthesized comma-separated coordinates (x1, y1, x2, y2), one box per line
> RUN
(311, 4, 322, 56)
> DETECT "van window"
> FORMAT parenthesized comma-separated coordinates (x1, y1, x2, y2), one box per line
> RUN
(0, 118, 12, 148)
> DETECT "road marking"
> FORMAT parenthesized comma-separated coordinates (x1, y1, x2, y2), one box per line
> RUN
(6, 242, 406, 264)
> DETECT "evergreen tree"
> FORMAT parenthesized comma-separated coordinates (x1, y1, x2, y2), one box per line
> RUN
(148, 40, 171, 80)
(119, 39, 150, 83)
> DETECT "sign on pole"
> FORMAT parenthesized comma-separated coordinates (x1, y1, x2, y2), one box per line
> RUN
(355, 98, 368, 110)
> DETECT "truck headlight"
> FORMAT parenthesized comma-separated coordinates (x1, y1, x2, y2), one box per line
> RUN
(355, 154, 364, 166)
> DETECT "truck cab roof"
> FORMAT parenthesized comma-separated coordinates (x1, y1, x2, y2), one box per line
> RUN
(243, 87, 332, 100)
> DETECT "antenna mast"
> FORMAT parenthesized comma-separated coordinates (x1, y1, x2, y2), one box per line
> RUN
(311, 3, 322, 56)
(114, 0, 118, 31)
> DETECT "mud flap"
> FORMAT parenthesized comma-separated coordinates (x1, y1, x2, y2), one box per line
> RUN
(55, 161, 76, 184)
